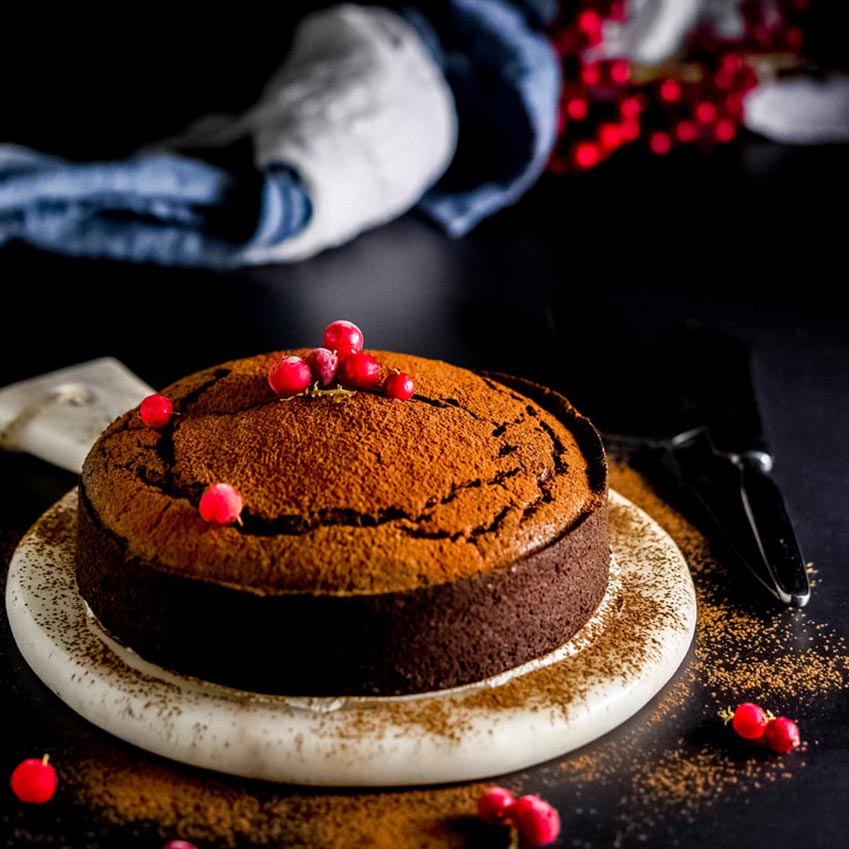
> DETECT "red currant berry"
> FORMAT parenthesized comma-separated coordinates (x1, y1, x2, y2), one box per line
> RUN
(322, 320, 364, 359)
(477, 785, 515, 825)
(659, 79, 682, 103)
(577, 10, 603, 45)
(337, 351, 382, 391)
(620, 94, 644, 119)
(580, 62, 602, 86)
(383, 371, 415, 400)
(10, 755, 58, 804)
(619, 117, 641, 142)
(140, 394, 173, 428)
(573, 140, 601, 169)
(695, 101, 719, 124)
(566, 98, 588, 121)
(675, 120, 698, 143)
(599, 122, 623, 150)
(609, 59, 631, 84)
(199, 483, 243, 526)
(763, 717, 801, 754)
(305, 347, 339, 387)
(714, 117, 738, 143)
(649, 131, 673, 155)
(731, 702, 769, 740)
(511, 794, 561, 846)
(268, 355, 312, 397)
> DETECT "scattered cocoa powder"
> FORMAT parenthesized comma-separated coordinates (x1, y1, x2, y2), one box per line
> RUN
(24, 463, 849, 846)
(553, 464, 847, 845)
(63, 750, 495, 849)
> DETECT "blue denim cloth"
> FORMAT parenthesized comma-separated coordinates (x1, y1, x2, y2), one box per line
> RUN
(408, 0, 562, 236)
(0, 1, 561, 267)
(0, 146, 312, 267)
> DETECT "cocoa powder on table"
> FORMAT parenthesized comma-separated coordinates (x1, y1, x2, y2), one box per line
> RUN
(51, 464, 849, 846)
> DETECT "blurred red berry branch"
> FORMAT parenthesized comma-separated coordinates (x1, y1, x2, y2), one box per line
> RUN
(545, 0, 841, 173)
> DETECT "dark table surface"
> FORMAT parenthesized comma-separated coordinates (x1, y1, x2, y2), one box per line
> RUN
(2, 23, 849, 847)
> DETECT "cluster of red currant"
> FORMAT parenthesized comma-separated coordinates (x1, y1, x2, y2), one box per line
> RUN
(267, 320, 415, 401)
(477, 786, 560, 846)
(139, 321, 414, 529)
(546, 0, 816, 173)
(722, 702, 801, 754)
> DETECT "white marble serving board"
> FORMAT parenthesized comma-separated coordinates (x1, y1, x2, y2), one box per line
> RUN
(5, 489, 696, 787)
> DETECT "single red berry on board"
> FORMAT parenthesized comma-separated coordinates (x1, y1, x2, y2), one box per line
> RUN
(511, 794, 561, 846)
(268, 355, 312, 397)
(337, 351, 382, 390)
(305, 347, 339, 387)
(11, 755, 58, 804)
(140, 394, 173, 428)
(763, 716, 801, 754)
(383, 371, 415, 400)
(323, 320, 364, 359)
(199, 483, 243, 526)
(477, 785, 515, 825)
(731, 702, 769, 740)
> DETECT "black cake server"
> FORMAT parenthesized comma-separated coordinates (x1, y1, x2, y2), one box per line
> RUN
(604, 326, 811, 608)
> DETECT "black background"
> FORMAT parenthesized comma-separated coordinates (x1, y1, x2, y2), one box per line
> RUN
(2, 5, 848, 847)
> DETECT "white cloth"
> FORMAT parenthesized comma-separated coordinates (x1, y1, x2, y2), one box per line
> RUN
(598, 0, 743, 65)
(160, 5, 458, 263)
(744, 73, 849, 145)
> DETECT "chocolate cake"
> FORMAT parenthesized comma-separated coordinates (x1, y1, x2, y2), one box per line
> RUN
(76, 350, 609, 697)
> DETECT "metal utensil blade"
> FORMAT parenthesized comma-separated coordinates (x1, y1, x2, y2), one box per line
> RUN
(667, 427, 810, 607)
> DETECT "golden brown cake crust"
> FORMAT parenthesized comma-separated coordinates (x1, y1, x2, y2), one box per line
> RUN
(76, 352, 609, 696)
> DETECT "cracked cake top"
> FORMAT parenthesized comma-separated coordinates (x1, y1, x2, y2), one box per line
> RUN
(80, 351, 606, 595)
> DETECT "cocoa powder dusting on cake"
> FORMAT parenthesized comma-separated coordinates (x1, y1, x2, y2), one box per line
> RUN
(53, 464, 848, 846)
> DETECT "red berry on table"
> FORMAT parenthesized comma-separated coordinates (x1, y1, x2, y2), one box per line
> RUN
(731, 702, 769, 740)
(140, 394, 173, 428)
(305, 347, 339, 386)
(337, 351, 382, 391)
(199, 483, 243, 526)
(477, 785, 516, 825)
(322, 320, 364, 359)
(763, 716, 801, 754)
(268, 355, 312, 397)
(511, 794, 561, 846)
(10, 755, 58, 804)
(383, 371, 415, 400)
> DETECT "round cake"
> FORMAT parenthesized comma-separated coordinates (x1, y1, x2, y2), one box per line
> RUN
(76, 349, 609, 697)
